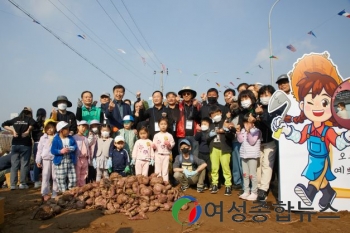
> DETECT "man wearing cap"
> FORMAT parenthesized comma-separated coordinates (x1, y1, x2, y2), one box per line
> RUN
(51, 95, 77, 135)
(2, 107, 36, 189)
(173, 139, 207, 192)
(276, 74, 291, 95)
(176, 87, 201, 156)
(105, 85, 132, 134)
(76, 91, 104, 124)
(100, 92, 111, 125)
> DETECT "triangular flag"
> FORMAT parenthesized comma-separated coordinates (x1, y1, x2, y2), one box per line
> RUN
(286, 44, 296, 52)
(193, 74, 198, 76)
(269, 55, 278, 59)
(308, 31, 316, 38)
(258, 65, 263, 69)
(338, 9, 350, 18)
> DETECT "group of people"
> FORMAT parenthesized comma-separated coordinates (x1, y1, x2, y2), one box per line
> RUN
(1, 74, 292, 201)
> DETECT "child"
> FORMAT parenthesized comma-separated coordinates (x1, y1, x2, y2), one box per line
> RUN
(208, 106, 233, 196)
(236, 113, 261, 201)
(110, 136, 130, 177)
(73, 120, 90, 187)
(87, 119, 100, 183)
(116, 115, 137, 159)
(194, 117, 212, 189)
(153, 118, 175, 183)
(131, 127, 154, 176)
(93, 124, 113, 181)
(51, 121, 77, 192)
(36, 119, 58, 200)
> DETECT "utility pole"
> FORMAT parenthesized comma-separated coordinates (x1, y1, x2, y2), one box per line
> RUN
(160, 68, 164, 94)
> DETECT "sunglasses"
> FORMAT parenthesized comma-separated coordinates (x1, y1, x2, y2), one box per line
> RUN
(183, 92, 192, 96)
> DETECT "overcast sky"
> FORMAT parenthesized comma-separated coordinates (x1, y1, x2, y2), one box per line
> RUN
(1, 0, 350, 123)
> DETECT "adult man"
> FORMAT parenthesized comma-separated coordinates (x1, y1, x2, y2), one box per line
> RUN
(199, 88, 227, 119)
(76, 91, 104, 124)
(135, 91, 173, 139)
(173, 139, 207, 192)
(100, 92, 111, 125)
(177, 87, 201, 156)
(276, 74, 291, 95)
(105, 85, 132, 133)
(166, 92, 180, 156)
(337, 102, 349, 119)
(51, 96, 77, 135)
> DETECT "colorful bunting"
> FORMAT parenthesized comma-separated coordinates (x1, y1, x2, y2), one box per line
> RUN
(77, 35, 86, 39)
(269, 55, 278, 59)
(308, 31, 316, 37)
(230, 82, 235, 86)
(141, 57, 146, 65)
(259, 65, 263, 69)
(286, 44, 296, 52)
(338, 9, 350, 18)
(216, 82, 220, 87)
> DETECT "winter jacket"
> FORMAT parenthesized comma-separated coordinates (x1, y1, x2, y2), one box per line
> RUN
(76, 105, 103, 124)
(237, 128, 261, 159)
(208, 120, 234, 154)
(51, 110, 77, 134)
(51, 134, 77, 165)
(105, 100, 132, 129)
(176, 101, 200, 138)
(132, 139, 155, 161)
(36, 133, 55, 163)
(110, 148, 129, 171)
(73, 134, 90, 159)
(194, 130, 210, 154)
(153, 132, 175, 155)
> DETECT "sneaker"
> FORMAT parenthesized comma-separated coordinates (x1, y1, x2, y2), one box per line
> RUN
(209, 185, 213, 191)
(203, 184, 209, 190)
(210, 185, 218, 194)
(19, 184, 29, 189)
(197, 187, 204, 193)
(246, 193, 258, 201)
(239, 192, 250, 200)
(232, 184, 242, 190)
(224, 187, 232, 196)
(257, 189, 268, 201)
(181, 185, 189, 191)
(237, 189, 244, 196)
(34, 181, 41, 188)
(10, 185, 17, 190)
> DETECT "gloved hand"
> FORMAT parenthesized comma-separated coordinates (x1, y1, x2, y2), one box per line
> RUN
(92, 158, 97, 169)
(107, 157, 112, 169)
(223, 127, 230, 132)
(130, 159, 135, 165)
(92, 100, 98, 107)
(272, 116, 291, 135)
(183, 168, 190, 178)
(209, 130, 217, 137)
(188, 170, 197, 177)
(150, 159, 155, 166)
(77, 98, 83, 108)
(124, 165, 130, 173)
(68, 146, 75, 152)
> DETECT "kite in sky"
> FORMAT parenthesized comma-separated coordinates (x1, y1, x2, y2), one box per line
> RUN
(269, 55, 278, 59)
(245, 72, 252, 75)
(259, 65, 263, 69)
(33, 20, 40, 24)
(230, 82, 235, 86)
(338, 9, 350, 18)
(141, 57, 146, 65)
(216, 82, 220, 87)
(237, 77, 241, 80)
(308, 31, 316, 37)
(117, 49, 126, 54)
(286, 44, 296, 52)
(77, 35, 86, 39)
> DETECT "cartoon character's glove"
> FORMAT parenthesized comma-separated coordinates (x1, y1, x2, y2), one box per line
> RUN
(271, 116, 291, 135)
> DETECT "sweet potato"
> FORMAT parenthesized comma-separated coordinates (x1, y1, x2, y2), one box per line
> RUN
(157, 194, 168, 204)
(148, 206, 158, 212)
(153, 183, 165, 195)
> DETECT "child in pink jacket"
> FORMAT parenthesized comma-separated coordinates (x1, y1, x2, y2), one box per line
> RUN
(236, 113, 261, 201)
(131, 126, 154, 176)
(152, 118, 175, 182)
(73, 120, 90, 187)
(36, 119, 59, 200)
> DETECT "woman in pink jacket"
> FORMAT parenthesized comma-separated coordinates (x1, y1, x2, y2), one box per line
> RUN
(36, 119, 59, 200)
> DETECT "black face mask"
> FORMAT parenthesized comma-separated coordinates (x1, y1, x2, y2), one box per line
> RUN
(207, 97, 217, 104)
(181, 148, 190, 154)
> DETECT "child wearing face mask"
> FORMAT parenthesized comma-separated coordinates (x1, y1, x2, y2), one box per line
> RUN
(86, 120, 100, 183)
(131, 127, 155, 176)
(152, 118, 175, 183)
(237, 90, 258, 127)
(116, 115, 137, 161)
(236, 113, 261, 201)
(207, 106, 234, 196)
(194, 117, 212, 190)
(92, 124, 113, 181)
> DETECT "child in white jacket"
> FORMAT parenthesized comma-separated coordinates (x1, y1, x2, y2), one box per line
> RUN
(36, 119, 59, 200)
(236, 113, 261, 201)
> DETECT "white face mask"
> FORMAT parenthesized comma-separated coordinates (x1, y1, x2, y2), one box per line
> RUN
(212, 115, 222, 123)
(57, 103, 67, 110)
(101, 131, 110, 138)
(201, 125, 209, 131)
(241, 100, 251, 109)
(260, 97, 271, 106)
(92, 127, 99, 133)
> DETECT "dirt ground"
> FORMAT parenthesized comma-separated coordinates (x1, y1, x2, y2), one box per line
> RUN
(1, 184, 349, 233)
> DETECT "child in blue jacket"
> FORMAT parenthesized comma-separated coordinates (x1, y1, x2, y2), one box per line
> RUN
(51, 121, 77, 192)
(110, 136, 130, 177)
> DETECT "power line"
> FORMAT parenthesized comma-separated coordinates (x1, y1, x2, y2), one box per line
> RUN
(109, 0, 160, 68)
(48, 0, 154, 87)
(8, 0, 136, 96)
(120, 0, 163, 65)
(96, 0, 158, 72)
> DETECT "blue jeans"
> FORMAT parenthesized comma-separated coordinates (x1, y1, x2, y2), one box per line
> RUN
(232, 141, 243, 186)
(33, 142, 40, 182)
(10, 145, 32, 186)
